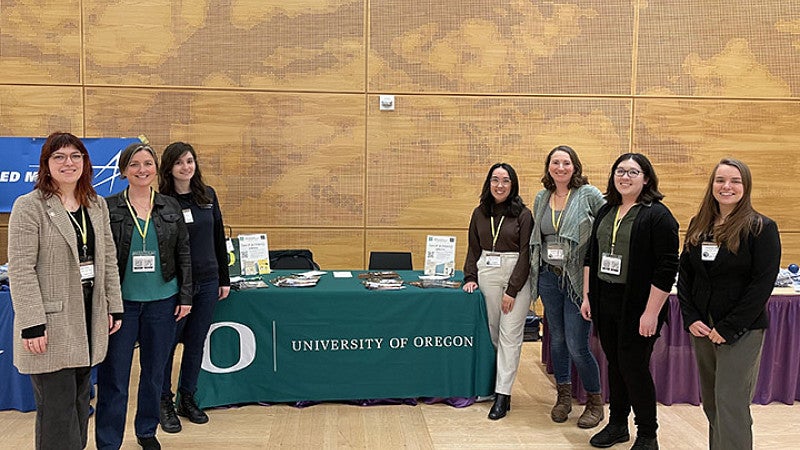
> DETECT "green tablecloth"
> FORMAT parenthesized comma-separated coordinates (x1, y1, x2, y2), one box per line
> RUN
(195, 271, 496, 407)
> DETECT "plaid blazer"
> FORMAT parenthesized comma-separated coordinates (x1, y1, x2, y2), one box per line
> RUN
(8, 190, 123, 374)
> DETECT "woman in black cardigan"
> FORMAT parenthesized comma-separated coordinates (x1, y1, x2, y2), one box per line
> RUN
(678, 158, 780, 450)
(581, 153, 679, 450)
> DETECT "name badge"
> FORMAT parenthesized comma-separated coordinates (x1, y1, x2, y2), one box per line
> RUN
(132, 251, 156, 273)
(79, 262, 95, 280)
(701, 242, 719, 261)
(182, 208, 194, 224)
(546, 243, 565, 261)
(226, 238, 234, 252)
(485, 253, 502, 267)
(600, 252, 622, 276)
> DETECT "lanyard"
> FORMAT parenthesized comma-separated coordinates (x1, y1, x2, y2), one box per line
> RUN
(66, 205, 88, 260)
(125, 187, 154, 252)
(550, 189, 571, 233)
(490, 216, 505, 252)
(610, 205, 632, 254)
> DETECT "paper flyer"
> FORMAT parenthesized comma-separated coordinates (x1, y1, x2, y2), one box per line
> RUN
(424, 235, 456, 276)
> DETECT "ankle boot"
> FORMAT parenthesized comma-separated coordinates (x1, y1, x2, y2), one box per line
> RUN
(589, 422, 630, 448)
(159, 398, 181, 433)
(551, 383, 572, 423)
(177, 392, 209, 424)
(577, 393, 605, 428)
(487, 393, 510, 420)
(630, 436, 658, 450)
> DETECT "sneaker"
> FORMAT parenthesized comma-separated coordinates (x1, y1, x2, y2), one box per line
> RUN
(589, 422, 630, 448)
(136, 435, 161, 450)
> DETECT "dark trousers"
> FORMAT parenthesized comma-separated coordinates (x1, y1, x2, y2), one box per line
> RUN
(95, 296, 177, 450)
(595, 282, 659, 438)
(30, 366, 92, 450)
(163, 278, 219, 399)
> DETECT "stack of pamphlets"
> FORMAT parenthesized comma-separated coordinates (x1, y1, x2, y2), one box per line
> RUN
(359, 271, 405, 290)
(230, 276, 269, 290)
(270, 271, 326, 288)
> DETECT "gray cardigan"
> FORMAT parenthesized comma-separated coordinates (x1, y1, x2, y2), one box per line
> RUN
(530, 184, 605, 306)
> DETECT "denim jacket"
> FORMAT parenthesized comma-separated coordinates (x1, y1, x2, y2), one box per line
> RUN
(106, 190, 192, 305)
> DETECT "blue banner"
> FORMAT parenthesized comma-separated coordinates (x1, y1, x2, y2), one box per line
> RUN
(0, 137, 141, 212)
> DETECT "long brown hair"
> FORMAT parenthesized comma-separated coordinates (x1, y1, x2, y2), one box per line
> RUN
(684, 158, 763, 254)
(34, 132, 97, 207)
(541, 145, 589, 191)
(158, 142, 212, 204)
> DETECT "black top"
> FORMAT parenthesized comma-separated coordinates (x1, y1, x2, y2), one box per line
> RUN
(678, 216, 781, 344)
(175, 186, 230, 287)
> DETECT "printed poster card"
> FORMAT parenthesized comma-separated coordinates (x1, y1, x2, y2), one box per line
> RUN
(238, 233, 271, 275)
(424, 235, 456, 276)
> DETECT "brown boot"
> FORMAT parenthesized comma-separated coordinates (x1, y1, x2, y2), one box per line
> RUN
(577, 393, 605, 428)
(551, 383, 572, 423)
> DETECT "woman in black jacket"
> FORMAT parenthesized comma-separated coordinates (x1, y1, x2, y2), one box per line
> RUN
(95, 143, 192, 450)
(581, 153, 679, 450)
(678, 158, 780, 450)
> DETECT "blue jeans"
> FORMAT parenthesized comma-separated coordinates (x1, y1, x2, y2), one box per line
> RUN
(95, 296, 177, 450)
(163, 278, 219, 399)
(538, 268, 601, 393)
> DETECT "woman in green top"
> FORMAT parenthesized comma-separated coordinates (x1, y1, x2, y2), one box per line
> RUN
(95, 144, 192, 450)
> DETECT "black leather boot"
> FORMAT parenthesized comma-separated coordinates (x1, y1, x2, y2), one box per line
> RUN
(159, 398, 181, 433)
(589, 422, 630, 448)
(177, 392, 209, 424)
(630, 436, 659, 450)
(487, 393, 511, 420)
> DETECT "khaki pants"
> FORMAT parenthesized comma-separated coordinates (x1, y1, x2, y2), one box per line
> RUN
(477, 250, 532, 395)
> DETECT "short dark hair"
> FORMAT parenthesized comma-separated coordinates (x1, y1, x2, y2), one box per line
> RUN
(479, 162, 526, 217)
(541, 145, 589, 190)
(604, 153, 664, 206)
(118, 143, 158, 180)
(35, 131, 97, 206)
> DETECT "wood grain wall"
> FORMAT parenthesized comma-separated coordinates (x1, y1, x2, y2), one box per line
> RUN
(2, 1, 799, 269)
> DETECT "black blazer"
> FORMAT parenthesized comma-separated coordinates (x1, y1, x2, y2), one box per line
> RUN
(677, 216, 781, 344)
(586, 201, 680, 337)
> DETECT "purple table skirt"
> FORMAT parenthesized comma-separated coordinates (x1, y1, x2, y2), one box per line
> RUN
(542, 294, 800, 406)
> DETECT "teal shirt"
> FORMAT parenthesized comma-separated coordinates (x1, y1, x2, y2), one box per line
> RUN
(122, 217, 179, 301)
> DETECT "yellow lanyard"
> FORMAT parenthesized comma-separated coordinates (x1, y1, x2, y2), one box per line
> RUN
(490, 216, 505, 252)
(125, 188, 154, 252)
(610, 205, 630, 254)
(550, 189, 571, 233)
(66, 205, 88, 260)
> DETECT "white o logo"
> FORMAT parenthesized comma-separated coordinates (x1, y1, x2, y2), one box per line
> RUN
(201, 322, 256, 373)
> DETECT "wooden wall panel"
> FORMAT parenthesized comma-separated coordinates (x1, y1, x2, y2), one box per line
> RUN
(84, 88, 365, 228)
(0, 0, 81, 84)
(369, 0, 633, 94)
(83, 0, 365, 91)
(0, 87, 83, 136)
(633, 99, 800, 234)
(365, 229, 469, 272)
(366, 95, 631, 227)
(254, 228, 364, 270)
(637, 2, 800, 97)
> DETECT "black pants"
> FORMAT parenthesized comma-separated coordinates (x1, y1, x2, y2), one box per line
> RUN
(595, 281, 659, 438)
(30, 366, 92, 450)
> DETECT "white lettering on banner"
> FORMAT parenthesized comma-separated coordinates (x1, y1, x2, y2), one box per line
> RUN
(202, 322, 257, 373)
(0, 172, 21, 182)
(412, 335, 473, 348)
(291, 337, 384, 352)
(24, 171, 38, 182)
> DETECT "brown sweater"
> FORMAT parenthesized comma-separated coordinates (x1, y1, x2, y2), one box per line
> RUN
(463, 204, 533, 297)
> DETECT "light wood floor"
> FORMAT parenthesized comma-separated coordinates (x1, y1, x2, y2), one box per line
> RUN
(1, 342, 797, 449)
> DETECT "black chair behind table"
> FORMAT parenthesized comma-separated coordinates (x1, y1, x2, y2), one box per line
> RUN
(368, 251, 413, 271)
(269, 249, 320, 270)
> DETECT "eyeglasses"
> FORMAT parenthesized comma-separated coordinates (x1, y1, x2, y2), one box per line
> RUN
(614, 168, 641, 178)
(50, 153, 84, 164)
(490, 177, 512, 186)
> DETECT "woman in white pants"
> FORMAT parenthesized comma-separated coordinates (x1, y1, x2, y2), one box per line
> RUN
(463, 162, 533, 420)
